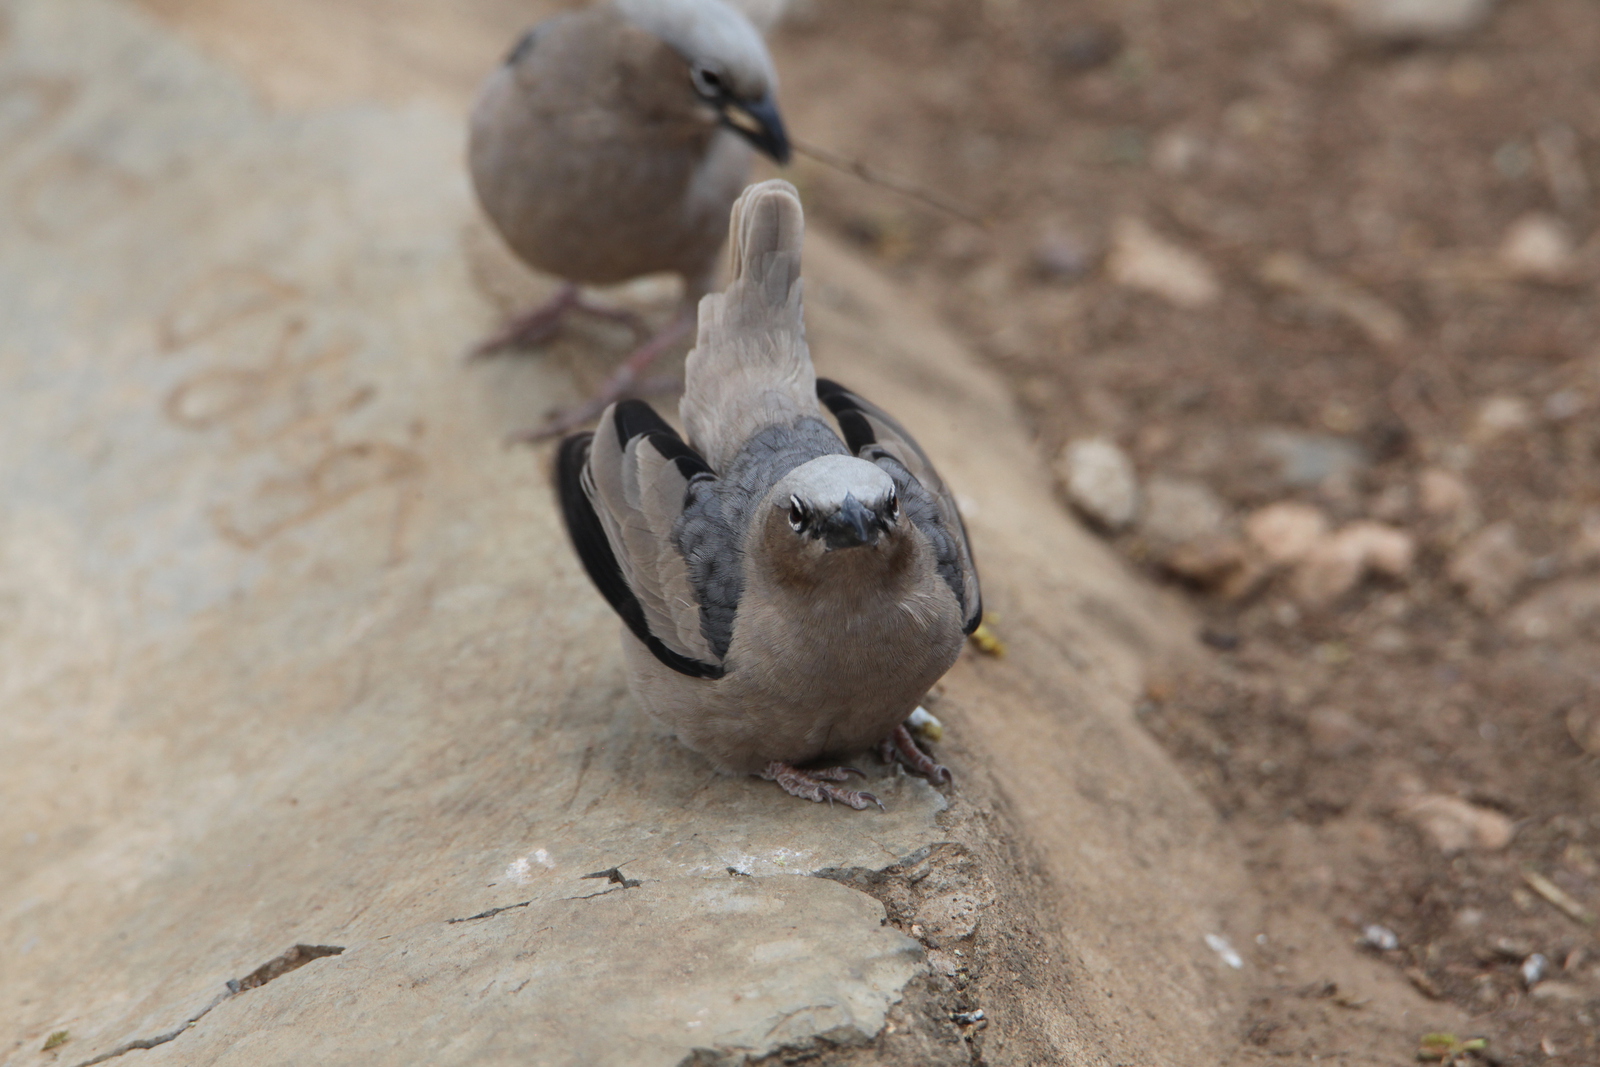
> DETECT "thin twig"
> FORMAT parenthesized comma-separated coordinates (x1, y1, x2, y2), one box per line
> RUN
(1521, 868, 1596, 926)
(790, 138, 989, 228)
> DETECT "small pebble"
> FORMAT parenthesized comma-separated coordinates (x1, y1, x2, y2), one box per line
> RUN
(1521, 952, 1549, 988)
(1140, 477, 1229, 547)
(1448, 522, 1529, 613)
(1246, 502, 1329, 566)
(1205, 933, 1244, 969)
(1253, 428, 1368, 490)
(1332, 0, 1497, 42)
(1059, 438, 1139, 532)
(1417, 468, 1471, 516)
(1566, 704, 1600, 757)
(1402, 794, 1515, 852)
(1162, 536, 1252, 592)
(1543, 389, 1583, 421)
(1506, 578, 1600, 643)
(1530, 980, 1586, 1002)
(1498, 213, 1576, 282)
(908, 706, 944, 743)
(1292, 521, 1414, 607)
(1307, 707, 1373, 758)
(1108, 217, 1221, 310)
(1473, 394, 1532, 441)
(1362, 923, 1400, 951)
(1045, 23, 1123, 74)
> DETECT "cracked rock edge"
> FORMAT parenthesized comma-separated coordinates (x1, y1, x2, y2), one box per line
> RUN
(67, 944, 344, 1067)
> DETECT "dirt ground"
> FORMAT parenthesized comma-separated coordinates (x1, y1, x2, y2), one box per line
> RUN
(767, 0, 1600, 1063)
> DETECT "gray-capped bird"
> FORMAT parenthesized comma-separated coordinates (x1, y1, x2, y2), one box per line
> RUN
(469, 0, 791, 438)
(556, 180, 981, 809)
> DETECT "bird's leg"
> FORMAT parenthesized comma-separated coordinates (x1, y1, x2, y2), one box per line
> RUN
(567, 296, 652, 340)
(761, 762, 884, 811)
(469, 283, 581, 357)
(511, 307, 695, 442)
(878, 724, 952, 785)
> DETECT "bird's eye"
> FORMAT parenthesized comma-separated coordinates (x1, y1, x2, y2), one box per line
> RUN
(691, 64, 726, 100)
(787, 495, 807, 532)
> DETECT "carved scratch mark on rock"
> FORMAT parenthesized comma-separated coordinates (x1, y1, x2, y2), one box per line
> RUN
(158, 267, 302, 354)
(211, 441, 422, 549)
(164, 316, 368, 446)
(0, 74, 79, 152)
(17, 150, 146, 240)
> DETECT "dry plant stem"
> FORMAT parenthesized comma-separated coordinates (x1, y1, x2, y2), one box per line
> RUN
(790, 138, 989, 228)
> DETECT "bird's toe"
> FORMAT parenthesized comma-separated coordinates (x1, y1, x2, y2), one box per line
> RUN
(762, 761, 884, 811)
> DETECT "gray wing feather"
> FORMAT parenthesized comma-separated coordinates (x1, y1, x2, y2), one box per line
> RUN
(677, 416, 848, 659)
(586, 411, 720, 665)
(815, 381, 982, 631)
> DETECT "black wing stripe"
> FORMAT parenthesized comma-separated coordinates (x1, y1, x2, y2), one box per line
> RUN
(642, 431, 714, 484)
(555, 431, 724, 680)
(815, 378, 879, 453)
(613, 398, 715, 495)
(612, 398, 676, 445)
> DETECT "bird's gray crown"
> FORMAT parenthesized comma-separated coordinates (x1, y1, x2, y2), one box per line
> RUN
(773, 454, 899, 550)
(777, 454, 895, 510)
(614, 0, 777, 100)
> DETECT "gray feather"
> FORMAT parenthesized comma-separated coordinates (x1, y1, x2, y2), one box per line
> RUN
(677, 417, 846, 658)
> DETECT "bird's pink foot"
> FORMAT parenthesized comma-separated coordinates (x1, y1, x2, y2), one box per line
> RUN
(510, 309, 695, 443)
(878, 724, 952, 785)
(761, 761, 883, 811)
(470, 286, 652, 359)
(469, 283, 582, 357)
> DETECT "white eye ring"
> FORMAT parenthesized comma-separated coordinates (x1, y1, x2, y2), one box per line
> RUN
(886, 492, 900, 522)
(787, 494, 807, 532)
(692, 64, 726, 100)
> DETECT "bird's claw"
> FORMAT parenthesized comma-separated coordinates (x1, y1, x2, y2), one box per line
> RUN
(762, 762, 883, 811)
(469, 283, 581, 359)
(506, 311, 695, 444)
(880, 723, 952, 785)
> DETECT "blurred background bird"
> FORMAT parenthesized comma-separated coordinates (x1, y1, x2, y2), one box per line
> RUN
(468, 0, 791, 438)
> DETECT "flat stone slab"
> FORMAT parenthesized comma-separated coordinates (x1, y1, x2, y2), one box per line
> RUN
(0, 3, 951, 1064)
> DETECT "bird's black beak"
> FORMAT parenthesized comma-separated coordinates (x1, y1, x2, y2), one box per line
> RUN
(823, 493, 878, 550)
(722, 94, 791, 165)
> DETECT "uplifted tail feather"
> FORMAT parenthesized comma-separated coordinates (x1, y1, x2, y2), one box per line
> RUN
(680, 180, 818, 470)
(725, 179, 803, 313)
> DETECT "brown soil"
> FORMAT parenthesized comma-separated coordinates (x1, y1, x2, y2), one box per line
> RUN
(772, 0, 1600, 1063)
